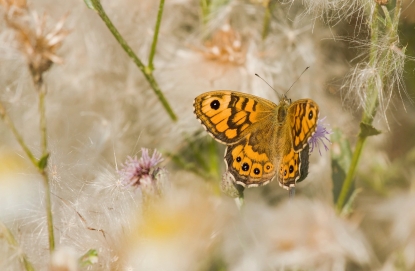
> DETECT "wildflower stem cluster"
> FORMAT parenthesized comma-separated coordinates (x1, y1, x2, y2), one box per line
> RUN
(88, 0, 177, 122)
(336, 0, 403, 211)
(0, 85, 55, 252)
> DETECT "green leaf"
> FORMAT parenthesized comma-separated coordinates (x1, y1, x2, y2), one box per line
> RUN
(79, 249, 98, 267)
(359, 122, 381, 138)
(37, 153, 50, 170)
(84, 0, 98, 10)
(169, 131, 224, 182)
(331, 128, 353, 204)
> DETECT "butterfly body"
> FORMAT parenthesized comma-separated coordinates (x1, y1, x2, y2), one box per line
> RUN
(193, 91, 319, 189)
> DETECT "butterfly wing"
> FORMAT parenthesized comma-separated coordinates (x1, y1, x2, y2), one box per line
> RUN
(224, 122, 280, 187)
(277, 99, 319, 189)
(288, 99, 319, 151)
(194, 91, 280, 187)
(193, 91, 277, 144)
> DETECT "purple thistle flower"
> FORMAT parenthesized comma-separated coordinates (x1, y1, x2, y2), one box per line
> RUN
(309, 116, 332, 156)
(118, 148, 164, 187)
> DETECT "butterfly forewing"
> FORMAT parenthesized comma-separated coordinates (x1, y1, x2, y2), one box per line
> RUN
(193, 91, 277, 144)
(287, 99, 319, 152)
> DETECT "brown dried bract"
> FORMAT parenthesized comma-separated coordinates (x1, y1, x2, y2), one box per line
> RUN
(375, 0, 388, 5)
(202, 24, 246, 65)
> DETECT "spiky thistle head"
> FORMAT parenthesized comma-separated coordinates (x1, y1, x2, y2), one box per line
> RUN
(309, 116, 332, 155)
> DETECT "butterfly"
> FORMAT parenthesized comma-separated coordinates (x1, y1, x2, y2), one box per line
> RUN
(193, 91, 319, 190)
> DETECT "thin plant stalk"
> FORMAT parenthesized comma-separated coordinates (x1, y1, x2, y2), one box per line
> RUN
(148, 0, 165, 71)
(89, 0, 177, 122)
(0, 222, 35, 271)
(0, 103, 38, 166)
(336, 1, 402, 211)
(200, 0, 210, 26)
(262, 3, 271, 40)
(0, 92, 55, 252)
(36, 82, 55, 252)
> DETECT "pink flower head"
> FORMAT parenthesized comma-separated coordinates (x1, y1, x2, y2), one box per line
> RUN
(309, 116, 332, 155)
(118, 148, 164, 187)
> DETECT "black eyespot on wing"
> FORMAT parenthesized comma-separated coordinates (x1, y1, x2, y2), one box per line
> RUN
(289, 165, 294, 173)
(254, 168, 260, 175)
(210, 100, 220, 110)
(284, 169, 287, 176)
(236, 156, 241, 162)
(242, 163, 250, 171)
(308, 110, 313, 120)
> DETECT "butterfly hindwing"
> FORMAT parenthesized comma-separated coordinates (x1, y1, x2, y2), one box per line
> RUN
(277, 144, 310, 188)
(224, 135, 278, 187)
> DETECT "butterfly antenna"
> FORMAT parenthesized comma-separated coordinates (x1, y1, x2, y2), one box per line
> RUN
(255, 73, 282, 96)
(285, 67, 309, 96)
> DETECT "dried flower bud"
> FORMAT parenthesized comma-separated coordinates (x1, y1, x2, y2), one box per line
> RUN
(1, 3, 69, 85)
(202, 24, 246, 65)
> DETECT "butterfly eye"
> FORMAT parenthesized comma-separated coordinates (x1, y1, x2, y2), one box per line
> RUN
(236, 156, 241, 162)
(210, 100, 220, 110)
(308, 110, 313, 120)
(242, 163, 250, 171)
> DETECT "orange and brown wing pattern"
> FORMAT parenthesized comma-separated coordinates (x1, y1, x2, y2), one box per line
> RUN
(287, 99, 319, 152)
(277, 144, 310, 189)
(224, 135, 277, 187)
(193, 91, 276, 144)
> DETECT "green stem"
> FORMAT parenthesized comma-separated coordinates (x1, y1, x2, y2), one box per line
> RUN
(148, 0, 165, 71)
(336, 5, 380, 211)
(38, 85, 48, 156)
(336, 135, 366, 210)
(200, 0, 210, 26)
(261, 3, 271, 40)
(0, 102, 38, 166)
(35, 82, 55, 252)
(41, 169, 54, 252)
(90, 0, 177, 122)
(0, 222, 35, 271)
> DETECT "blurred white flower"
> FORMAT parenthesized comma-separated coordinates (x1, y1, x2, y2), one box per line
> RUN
(119, 186, 232, 271)
(50, 246, 78, 271)
(367, 193, 415, 270)
(223, 198, 372, 270)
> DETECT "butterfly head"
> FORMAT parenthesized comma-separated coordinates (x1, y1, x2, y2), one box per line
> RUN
(279, 94, 292, 105)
